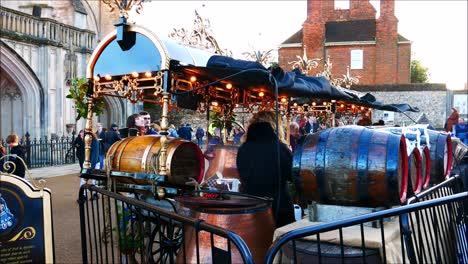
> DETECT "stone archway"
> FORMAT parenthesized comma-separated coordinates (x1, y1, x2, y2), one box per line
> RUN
(0, 41, 44, 139)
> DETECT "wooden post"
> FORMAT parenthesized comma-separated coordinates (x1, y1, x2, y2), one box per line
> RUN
(158, 92, 169, 176)
(83, 98, 94, 169)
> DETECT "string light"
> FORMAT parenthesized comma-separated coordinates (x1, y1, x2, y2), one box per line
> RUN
(211, 101, 218, 106)
(323, 102, 327, 106)
(226, 83, 232, 89)
(258, 92, 265, 97)
(94, 76, 100, 81)
(145, 72, 152, 77)
(281, 98, 287, 103)
(104, 74, 112, 81)
(131, 72, 139, 78)
(190, 76, 197, 82)
(312, 102, 316, 106)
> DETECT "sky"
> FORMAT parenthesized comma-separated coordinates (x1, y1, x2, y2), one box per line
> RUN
(131, 0, 467, 89)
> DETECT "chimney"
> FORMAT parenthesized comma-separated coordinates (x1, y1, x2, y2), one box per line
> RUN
(380, 0, 396, 20)
(307, 0, 322, 22)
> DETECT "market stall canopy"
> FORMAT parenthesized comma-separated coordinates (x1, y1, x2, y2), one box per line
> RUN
(86, 25, 214, 79)
(172, 55, 419, 113)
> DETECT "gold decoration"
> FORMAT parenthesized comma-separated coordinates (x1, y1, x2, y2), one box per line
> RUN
(8, 227, 36, 242)
(0, 154, 43, 190)
(242, 49, 274, 66)
(93, 72, 164, 105)
(316, 57, 361, 88)
(102, 0, 146, 19)
(170, 10, 232, 56)
(316, 56, 337, 85)
(288, 45, 321, 74)
(335, 66, 361, 89)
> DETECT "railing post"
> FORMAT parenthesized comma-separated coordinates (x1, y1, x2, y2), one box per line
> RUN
(71, 130, 76, 163)
(25, 132, 31, 167)
(49, 135, 53, 166)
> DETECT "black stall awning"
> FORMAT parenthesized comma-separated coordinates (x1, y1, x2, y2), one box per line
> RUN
(172, 55, 419, 113)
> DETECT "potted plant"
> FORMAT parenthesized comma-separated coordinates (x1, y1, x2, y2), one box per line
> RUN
(66, 77, 105, 121)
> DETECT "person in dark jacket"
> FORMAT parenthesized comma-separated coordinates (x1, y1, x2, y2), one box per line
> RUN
(74, 130, 85, 170)
(236, 117, 302, 228)
(5, 134, 26, 178)
(105, 124, 121, 152)
(195, 127, 204, 146)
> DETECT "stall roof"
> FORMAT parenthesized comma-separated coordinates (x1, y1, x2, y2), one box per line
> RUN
(172, 55, 419, 113)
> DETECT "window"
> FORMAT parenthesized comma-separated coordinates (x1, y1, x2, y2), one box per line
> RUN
(32, 6, 41, 18)
(350, 50, 363, 69)
(335, 0, 350, 10)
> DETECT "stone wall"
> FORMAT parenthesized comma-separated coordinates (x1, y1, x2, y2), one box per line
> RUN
(353, 83, 448, 129)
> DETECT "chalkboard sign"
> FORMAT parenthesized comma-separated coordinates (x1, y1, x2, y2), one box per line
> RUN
(0, 175, 54, 263)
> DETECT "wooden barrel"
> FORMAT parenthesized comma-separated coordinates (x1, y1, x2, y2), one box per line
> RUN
(427, 130, 453, 184)
(204, 145, 240, 180)
(408, 147, 423, 194)
(106, 135, 204, 185)
(420, 146, 431, 189)
(293, 126, 409, 207)
(175, 192, 274, 264)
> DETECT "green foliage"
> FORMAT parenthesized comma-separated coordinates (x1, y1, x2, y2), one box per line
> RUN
(411, 60, 430, 83)
(66, 77, 105, 121)
(210, 110, 236, 133)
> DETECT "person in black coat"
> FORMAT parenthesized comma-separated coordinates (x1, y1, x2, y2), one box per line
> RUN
(74, 130, 85, 170)
(105, 124, 121, 152)
(236, 121, 301, 228)
(5, 134, 26, 178)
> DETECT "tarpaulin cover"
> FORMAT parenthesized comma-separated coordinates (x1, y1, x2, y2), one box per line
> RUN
(173, 55, 419, 113)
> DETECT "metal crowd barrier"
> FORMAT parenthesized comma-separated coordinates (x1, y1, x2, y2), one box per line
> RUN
(265, 175, 468, 264)
(78, 184, 253, 264)
(1, 132, 77, 168)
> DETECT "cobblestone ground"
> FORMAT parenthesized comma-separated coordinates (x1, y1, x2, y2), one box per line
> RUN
(43, 173, 82, 264)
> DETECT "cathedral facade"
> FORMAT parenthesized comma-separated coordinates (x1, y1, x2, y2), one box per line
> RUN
(0, 0, 131, 139)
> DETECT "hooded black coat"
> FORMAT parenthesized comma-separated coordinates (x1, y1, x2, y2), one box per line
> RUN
(236, 122, 296, 228)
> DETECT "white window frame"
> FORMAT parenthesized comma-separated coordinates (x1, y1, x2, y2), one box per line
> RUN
(350, 49, 364, 69)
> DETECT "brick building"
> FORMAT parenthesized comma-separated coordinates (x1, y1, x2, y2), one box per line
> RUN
(278, 0, 411, 85)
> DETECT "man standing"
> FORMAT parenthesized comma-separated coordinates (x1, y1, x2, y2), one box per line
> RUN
(185, 124, 194, 141)
(139, 111, 158, 135)
(96, 123, 106, 169)
(196, 127, 205, 146)
(105, 123, 121, 152)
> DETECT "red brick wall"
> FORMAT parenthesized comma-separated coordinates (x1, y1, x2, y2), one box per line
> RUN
(397, 43, 411, 84)
(322, 45, 376, 85)
(303, 22, 325, 65)
(350, 0, 377, 20)
(278, 0, 409, 86)
(375, 0, 398, 84)
(278, 47, 303, 71)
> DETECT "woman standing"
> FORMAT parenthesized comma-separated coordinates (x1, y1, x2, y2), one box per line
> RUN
(236, 111, 302, 228)
(74, 130, 85, 170)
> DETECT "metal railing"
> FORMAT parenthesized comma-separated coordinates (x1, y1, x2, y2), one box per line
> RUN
(265, 175, 468, 264)
(78, 184, 253, 264)
(1, 132, 77, 169)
